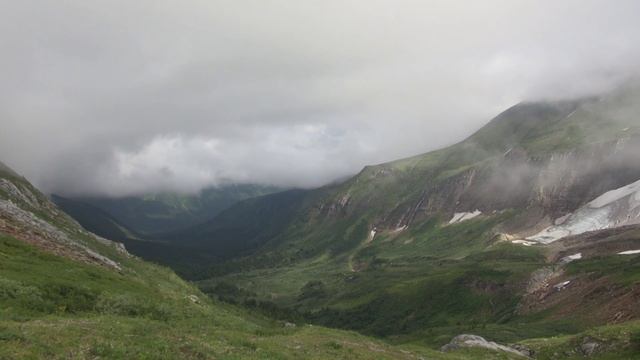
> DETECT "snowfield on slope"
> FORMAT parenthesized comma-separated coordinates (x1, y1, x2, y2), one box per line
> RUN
(528, 179, 640, 243)
(449, 210, 482, 224)
(619, 249, 640, 255)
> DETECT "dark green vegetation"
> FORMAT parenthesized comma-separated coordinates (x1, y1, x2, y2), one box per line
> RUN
(159, 189, 313, 261)
(52, 185, 284, 277)
(1, 234, 463, 359)
(70, 184, 280, 235)
(51, 195, 140, 242)
(202, 217, 550, 341)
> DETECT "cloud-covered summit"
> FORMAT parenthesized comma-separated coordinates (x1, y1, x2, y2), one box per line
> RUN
(1, 1, 639, 196)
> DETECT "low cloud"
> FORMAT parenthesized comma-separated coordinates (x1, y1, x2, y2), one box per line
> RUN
(1, 0, 639, 196)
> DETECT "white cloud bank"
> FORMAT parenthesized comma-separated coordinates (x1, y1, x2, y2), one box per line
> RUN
(0, 0, 639, 196)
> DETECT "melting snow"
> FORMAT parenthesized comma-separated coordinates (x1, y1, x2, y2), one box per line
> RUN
(588, 179, 640, 209)
(449, 210, 482, 224)
(527, 178, 640, 243)
(553, 281, 571, 290)
(559, 253, 582, 264)
(618, 250, 640, 255)
(554, 214, 571, 225)
(512, 240, 536, 247)
(392, 225, 407, 233)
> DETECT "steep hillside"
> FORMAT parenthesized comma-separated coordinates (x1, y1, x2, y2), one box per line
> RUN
(187, 84, 640, 352)
(51, 194, 140, 243)
(0, 162, 480, 359)
(74, 184, 280, 235)
(159, 189, 318, 261)
(173, 84, 640, 270)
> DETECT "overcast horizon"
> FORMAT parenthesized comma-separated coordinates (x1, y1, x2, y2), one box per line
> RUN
(2, 1, 640, 197)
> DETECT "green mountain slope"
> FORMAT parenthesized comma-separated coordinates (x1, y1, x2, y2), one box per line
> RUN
(75, 184, 280, 236)
(181, 84, 640, 353)
(51, 194, 140, 242)
(159, 189, 317, 261)
(50, 194, 221, 277)
(174, 85, 640, 272)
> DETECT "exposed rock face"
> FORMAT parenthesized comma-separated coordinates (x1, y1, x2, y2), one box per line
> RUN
(0, 178, 39, 208)
(0, 198, 123, 270)
(440, 334, 530, 357)
(518, 225, 640, 322)
(580, 337, 603, 357)
(0, 167, 128, 270)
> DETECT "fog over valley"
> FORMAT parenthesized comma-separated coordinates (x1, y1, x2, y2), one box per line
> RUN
(1, 0, 640, 197)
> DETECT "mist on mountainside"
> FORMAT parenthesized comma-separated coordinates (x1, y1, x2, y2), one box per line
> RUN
(2, 1, 640, 197)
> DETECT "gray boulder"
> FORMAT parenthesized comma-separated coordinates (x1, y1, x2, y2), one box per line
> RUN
(441, 334, 530, 357)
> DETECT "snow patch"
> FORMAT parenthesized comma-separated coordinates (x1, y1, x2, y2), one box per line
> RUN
(554, 214, 571, 226)
(527, 178, 640, 243)
(559, 253, 582, 264)
(618, 249, 640, 255)
(512, 240, 536, 247)
(553, 281, 571, 290)
(449, 210, 481, 224)
(441, 334, 529, 357)
(527, 207, 612, 243)
(589, 179, 640, 209)
(392, 225, 407, 233)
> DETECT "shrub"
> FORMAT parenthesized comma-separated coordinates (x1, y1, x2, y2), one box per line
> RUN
(0, 278, 51, 313)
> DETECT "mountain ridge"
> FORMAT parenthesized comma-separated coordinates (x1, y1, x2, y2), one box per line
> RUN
(169, 85, 640, 352)
(152, 88, 640, 271)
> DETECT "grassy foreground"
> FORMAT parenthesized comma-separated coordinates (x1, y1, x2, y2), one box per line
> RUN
(1, 233, 516, 359)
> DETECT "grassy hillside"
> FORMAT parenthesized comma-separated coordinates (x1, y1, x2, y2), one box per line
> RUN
(2, 233, 467, 359)
(4, 229, 640, 359)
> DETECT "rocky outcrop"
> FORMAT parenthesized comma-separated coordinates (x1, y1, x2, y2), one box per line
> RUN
(0, 167, 129, 270)
(0, 178, 39, 208)
(0, 198, 123, 270)
(440, 334, 531, 357)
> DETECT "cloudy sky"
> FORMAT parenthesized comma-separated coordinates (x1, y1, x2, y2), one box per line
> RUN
(1, 0, 639, 196)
